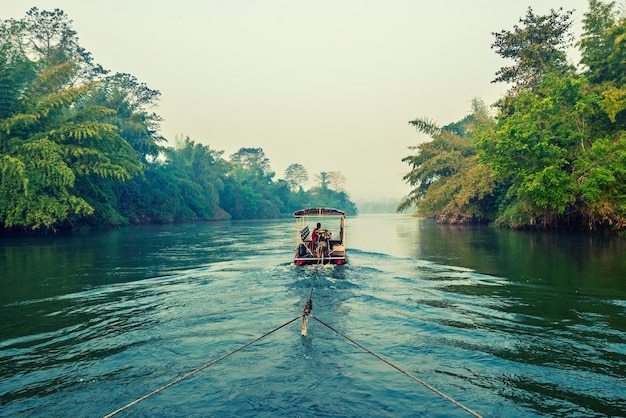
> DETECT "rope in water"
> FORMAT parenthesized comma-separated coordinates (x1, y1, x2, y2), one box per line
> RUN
(103, 316, 301, 418)
(311, 316, 483, 418)
(303, 265, 480, 417)
(301, 258, 321, 335)
(105, 265, 481, 418)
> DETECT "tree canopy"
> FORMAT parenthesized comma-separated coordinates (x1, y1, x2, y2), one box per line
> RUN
(400, 2, 626, 232)
(0, 8, 356, 235)
(491, 7, 575, 90)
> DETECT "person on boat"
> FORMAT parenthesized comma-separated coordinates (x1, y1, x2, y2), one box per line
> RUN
(312, 223, 321, 249)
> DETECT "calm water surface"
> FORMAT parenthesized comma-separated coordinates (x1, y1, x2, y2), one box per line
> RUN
(1, 214, 624, 417)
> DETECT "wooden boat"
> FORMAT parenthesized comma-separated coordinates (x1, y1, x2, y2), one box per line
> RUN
(294, 207, 347, 265)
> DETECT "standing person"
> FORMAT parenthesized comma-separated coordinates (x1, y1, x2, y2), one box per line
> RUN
(312, 222, 321, 248)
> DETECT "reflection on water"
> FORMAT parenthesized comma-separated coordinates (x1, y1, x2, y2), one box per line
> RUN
(0, 215, 624, 417)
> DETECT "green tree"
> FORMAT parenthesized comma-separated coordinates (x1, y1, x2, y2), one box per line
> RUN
(284, 163, 308, 191)
(21, 8, 106, 82)
(167, 136, 225, 217)
(89, 72, 164, 160)
(220, 147, 280, 219)
(0, 9, 143, 231)
(578, 0, 618, 84)
(480, 3, 626, 230)
(305, 185, 357, 215)
(1, 9, 360, 231)
(0, 63, 141, 230)
(573, 134, 626, 229)
(399, 99, 497, 223)
(230, 147, 273, 178)
(578, 1, 626, 128)
(69, 72, 166, 226)
(478, 73, 585, 228)
(396, 3, 625, 231)
(0, 19, 37, 119)
(491, 7, 575, 90)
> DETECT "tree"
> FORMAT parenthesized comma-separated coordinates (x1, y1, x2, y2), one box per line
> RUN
(327, 171, 347, 192)
(230, 147, 272, 178)
(283, 163, 308, 191)
(89, 72, 165, 161)
(0, 8, 359, 232)
(399, 99, 497, 223)
(21, 8, 106, 83)
(166, 136, 225, 217)
(578, 0, 618, 84)
(477, 73, 583, 228)
(0, 19, 38, 120)
(395, 3, 626, 231)
(0, 9, 144, 231)
(315, 171, 329, 190)
(68, 72, 166, 226)
(491, 7, 575, 90)
(0, 63, 142, 230)
(578, 1, 626, 126)
(220, 147, 283, 219)
(573, 134, 626, 230)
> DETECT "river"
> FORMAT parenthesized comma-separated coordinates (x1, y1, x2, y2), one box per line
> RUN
(0, 214, 624, 417)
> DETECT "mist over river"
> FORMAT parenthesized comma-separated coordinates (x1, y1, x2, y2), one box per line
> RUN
(1, 214, 624, 417)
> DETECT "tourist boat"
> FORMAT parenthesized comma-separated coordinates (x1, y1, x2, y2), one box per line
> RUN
(294, 207, 347, 265)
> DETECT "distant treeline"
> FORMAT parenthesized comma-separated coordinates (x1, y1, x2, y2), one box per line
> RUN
(356, 198, 399, 214)
(400, 3, 626, 232)
(0, 8, 356, 235)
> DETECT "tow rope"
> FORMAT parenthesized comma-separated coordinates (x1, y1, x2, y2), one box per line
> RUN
(104, 274, 482, 418)
(311, 316, 483, 418)
(103, 316, 301, 418)
(301, 298, 313, 336)
(301, 263, 320, 336)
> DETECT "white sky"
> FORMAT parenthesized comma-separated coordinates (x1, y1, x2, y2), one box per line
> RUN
(2, 0, 590, 200)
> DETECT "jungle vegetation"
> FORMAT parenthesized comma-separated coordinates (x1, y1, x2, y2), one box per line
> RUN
(400, 1, 626, 232)
(0, 8, 356, 235)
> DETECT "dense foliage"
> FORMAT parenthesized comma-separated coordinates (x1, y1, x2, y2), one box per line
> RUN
(0, 8, 356, 235)
(400, 1, 626, 231)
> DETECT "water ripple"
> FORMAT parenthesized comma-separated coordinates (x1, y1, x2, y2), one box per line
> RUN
(1, 218, 624, 417)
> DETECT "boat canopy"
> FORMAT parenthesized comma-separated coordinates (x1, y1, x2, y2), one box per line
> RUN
(293, 207, 346, 217)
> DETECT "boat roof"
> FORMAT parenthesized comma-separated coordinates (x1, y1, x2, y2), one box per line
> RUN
(293, 207, 346, 217)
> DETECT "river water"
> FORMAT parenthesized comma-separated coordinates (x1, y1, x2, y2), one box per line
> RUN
(0, 214, 624, 417)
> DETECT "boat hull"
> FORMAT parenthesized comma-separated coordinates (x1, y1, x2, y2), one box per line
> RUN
(294, 254, 347, 265)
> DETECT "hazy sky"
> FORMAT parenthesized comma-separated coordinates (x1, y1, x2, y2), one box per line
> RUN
(3, 1, 590, 200)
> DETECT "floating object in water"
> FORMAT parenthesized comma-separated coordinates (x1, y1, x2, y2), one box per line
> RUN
(301, 298, 312, 336)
